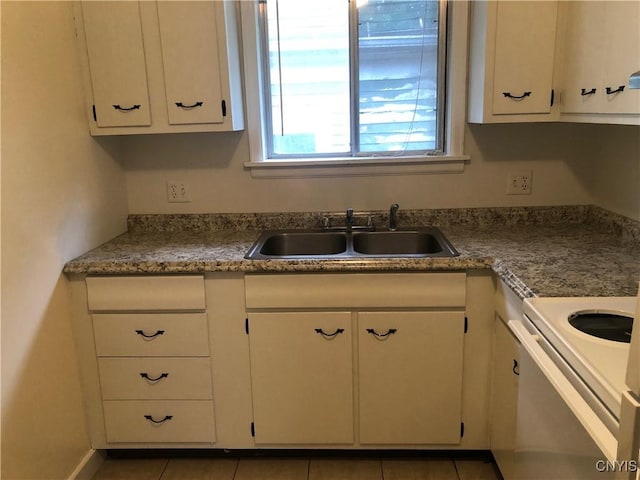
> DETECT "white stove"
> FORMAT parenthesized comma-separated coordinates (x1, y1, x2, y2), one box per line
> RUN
(509, 294, 639, 480)
(523, 296, 636, 420)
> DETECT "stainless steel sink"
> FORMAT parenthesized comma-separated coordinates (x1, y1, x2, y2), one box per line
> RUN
(245, 228, 458, 259)
(352, 230, 451, 255)
(254, 231, 348, 257)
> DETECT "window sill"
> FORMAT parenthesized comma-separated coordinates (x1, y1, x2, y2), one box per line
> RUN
(244, 155, 469, 178)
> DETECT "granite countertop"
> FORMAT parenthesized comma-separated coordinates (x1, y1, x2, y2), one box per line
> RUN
(63, 207, 640, 299)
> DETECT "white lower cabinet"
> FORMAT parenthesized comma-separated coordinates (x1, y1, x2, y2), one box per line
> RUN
(491, 280, 523, 480)
(490, 317, 520, 480)
(244, 273, 468, 447)
(70, 271, 494, 449)
(75, 275, 216, 447)
(248, 312, 354, 445)
(358, 311, 465, 445)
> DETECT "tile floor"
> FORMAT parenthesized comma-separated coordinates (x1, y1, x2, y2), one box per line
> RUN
(92, 454, 502, 480)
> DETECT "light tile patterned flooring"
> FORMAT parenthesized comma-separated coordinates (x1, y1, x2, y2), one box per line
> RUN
(92, 455, 502, 480)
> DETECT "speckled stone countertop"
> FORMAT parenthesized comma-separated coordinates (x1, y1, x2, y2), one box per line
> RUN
(63, 206, 640, 299)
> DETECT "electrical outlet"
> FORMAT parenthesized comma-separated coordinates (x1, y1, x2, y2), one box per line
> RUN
(167, 181, 191, 203)
(506, 171, 532, 195)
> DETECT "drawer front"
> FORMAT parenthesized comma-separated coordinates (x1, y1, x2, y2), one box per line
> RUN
(86, 275, 205, 311)
(245, 273, 466, 309)
(93, 313, 209, 356)
(99, 357, 213, 400)
(103, 400, 216, 444)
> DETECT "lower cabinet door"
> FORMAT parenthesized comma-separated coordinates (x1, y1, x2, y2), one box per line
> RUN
(247, 312, 354, 444)
(358, 311, 465, 444)
(490, 316, 520, 480)
(103, 400, 215, 444)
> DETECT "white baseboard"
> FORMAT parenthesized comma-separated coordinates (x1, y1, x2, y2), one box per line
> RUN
(68, 449, 106, 480)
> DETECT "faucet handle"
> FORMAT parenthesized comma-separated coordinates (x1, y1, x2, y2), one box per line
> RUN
(345, 208, 354, 229)
(389, 203, 399, 231)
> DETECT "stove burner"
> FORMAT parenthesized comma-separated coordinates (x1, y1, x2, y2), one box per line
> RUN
(568, 311, 634, 343)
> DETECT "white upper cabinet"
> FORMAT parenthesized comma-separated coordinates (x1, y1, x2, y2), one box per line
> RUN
(74, 1, 244, 135)
(468, 1, 560, 123)
(558, 1, 640, 123)
(80, 2, 151, 127)
(156, 2, 224, 126)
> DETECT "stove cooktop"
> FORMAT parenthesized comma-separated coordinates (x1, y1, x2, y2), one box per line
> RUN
(523, 296, 636, 419)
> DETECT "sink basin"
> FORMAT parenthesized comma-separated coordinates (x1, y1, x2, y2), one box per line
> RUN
(246, 231, 348, 258)
(245, 228, 458, 259)
(352, 230, 448, 255)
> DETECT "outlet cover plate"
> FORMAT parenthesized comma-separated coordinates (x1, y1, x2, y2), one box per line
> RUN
(167, 181, 191, 203)
(506, 171, 532, 195)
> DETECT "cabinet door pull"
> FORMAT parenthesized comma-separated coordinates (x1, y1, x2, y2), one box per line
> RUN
(144, 415, 173, 424)
(366, 328, 397, 338)
(175, 101, 204, 109)
(581, 88, 597, 96)
(606, 85, 625, 95)
(113, 104, 141, 111)
(140, 372, 169, 382)
(512, 359, 520, 376)
(135, 329, 165, 339)
(314, 328, 344, 338)
(502, 91, 531, 100)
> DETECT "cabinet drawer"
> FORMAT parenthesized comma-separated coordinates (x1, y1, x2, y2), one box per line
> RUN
(245, 273, 466, 309)
(86, 275, 205, 311)
(99, 357, 212, 400)
(93, 313, 209, 356)
(103, 400, 215, 444)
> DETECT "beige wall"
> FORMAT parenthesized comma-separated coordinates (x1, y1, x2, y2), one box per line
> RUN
(122, 122, 602, 214)
(1, 2, 128, 478)
(589, 125, 640, 221)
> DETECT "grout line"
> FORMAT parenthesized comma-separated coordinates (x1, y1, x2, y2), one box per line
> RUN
(231, 457, 240, 480)
(157, 458, 170, 480)
(452, 457, 462, 480)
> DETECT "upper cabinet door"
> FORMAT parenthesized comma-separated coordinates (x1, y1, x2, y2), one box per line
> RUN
(559, 1, 640, 121)
(492, 1, 558, 115)
(559, 1, 604, 114)
(81, 2, 151, 127)
(467, 0, 559, 123)
(156, 2, 225, 125)
(601, 1, 640, 115)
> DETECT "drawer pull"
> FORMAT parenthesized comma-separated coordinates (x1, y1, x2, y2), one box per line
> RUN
(143, 414, 173, 424)
(175, 101, 204, 109)
(135, 329, 165, 339)
(581, 88, 596, 96)
(606, 85, 625, 95)
(502, 91, 531, 100)
(113, 104, 141, 111)
(314, 328, 344, 338)
(140, 372, 169, 382)
(366, 328, 397, 338)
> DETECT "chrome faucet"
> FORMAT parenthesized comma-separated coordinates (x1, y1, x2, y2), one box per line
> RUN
(345, 208, 354, 230)
(389, 203, 399, 231)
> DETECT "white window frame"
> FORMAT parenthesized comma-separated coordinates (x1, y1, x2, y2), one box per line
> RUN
(240, 0, 469, 178)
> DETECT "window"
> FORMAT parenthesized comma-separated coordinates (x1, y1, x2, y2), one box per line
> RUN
(241, 0, 468, 175)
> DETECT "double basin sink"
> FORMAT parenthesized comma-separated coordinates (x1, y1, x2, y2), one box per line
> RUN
(245, 228, 459, 260)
